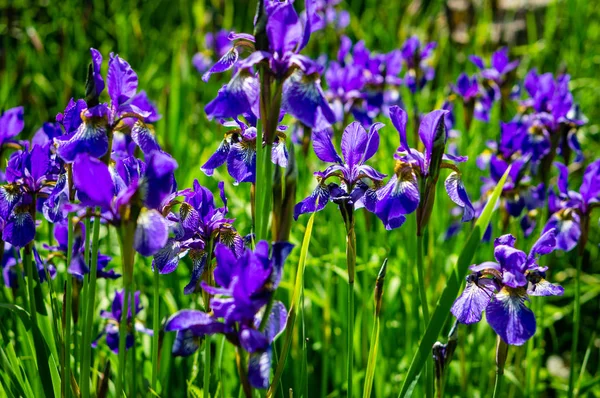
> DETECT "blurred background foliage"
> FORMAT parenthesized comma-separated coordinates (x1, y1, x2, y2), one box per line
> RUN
(1, 0, 600, 396)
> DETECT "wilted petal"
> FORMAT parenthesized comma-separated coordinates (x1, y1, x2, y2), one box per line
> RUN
(444, 172, 475, 222)
(486, 288, 536, 346)
(107, 53, 138, 106)
(451, 277, 495, 324)
(134, 209, 169, 257)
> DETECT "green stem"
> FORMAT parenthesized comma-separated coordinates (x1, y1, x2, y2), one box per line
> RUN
(129, 286, 137, 398)
(80, 209, 101, 397)
(151, 261, 160, 393)
(568, 248, 584, 396)
(416, 234, 432, 398)
(493, 336, 508, 398)
(204, 336, 211, 398)
(342, 206, 356, 398)
(64, 214, 75, 398)
(492, 371, 503, 398)
(116, 283, 130, 397)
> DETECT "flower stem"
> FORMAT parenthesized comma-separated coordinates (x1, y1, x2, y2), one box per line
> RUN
(341, 204, 356, 398)
(115, 283, 130, 397)
(568, 247, 584, 396)
(416, 233, 432, 398)
(80, 208, 102, 397)
(204, 336, 211, 398)
(63, 214, 75, 398)
(493, 336, 508, 398)
(151, 260, 160, 393)
(129, 286, 137, 398)
(235, 347, 253, 398)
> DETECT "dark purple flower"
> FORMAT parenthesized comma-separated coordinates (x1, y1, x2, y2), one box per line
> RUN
(470, 47, 519, 88)
(375, 106, 474, 230)
(201, 117, 288, 185)
(164, 240, 292, 388)
(55, 50, 161, 163)
(294, 121, 386, 219)
(451, 73, 494, 123)
(93, 289, 152, 353)
(202, 1, 335, 129)
(451, 231, 563, 345)
(401, 36, 436, 93)
(71, 150, 179, 256)
(542, 160, 600, 251)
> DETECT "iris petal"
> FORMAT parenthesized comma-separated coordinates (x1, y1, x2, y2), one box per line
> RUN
(485, 288, 536, 346)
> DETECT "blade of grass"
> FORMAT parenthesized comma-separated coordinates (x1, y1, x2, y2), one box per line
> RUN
(397, 166, 511, 398)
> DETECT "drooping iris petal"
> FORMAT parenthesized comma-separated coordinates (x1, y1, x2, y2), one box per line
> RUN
(271, 140, 288, 168)
(129, 91, 161, 123)
(172, 329, 201, 357)
(202, 47, 239, 82)
(375, 171, 419, 230)
(205, 70, 259, 119)
(0, 185, 22, 220)
(444, 172, 475, 222)
(58, 99, 88, 135)
(131, 121, 161, 154)
(527, 229, 557, 265)
(281, 70, 335, 130)
(183, 251, 208, 295)
(260, 301, 288, 342)
(73, 154, 115, 208)
(227, 140, 256, 184)
(152, 239, 182, 274)
(2, 209, 35, 248)
(293, 183, 330, 220)
(485, 288, 536, 346)
(543, 212, 581, 252)
(247, 349, 272, 389)
(240, 328, 269, 353)
(527, 277, 564, 297)
(144, 151, 178, 209)
(56, 110, 109, 162)
(107, 53, 138, 106)
(451, 277, 495, 324)
(134, 209, 169, 257)
(201, 139, 231, 176)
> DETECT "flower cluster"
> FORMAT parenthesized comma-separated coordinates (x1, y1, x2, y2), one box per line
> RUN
(165, 241, 292, 388)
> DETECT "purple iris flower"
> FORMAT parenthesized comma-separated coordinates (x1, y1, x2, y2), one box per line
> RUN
(451, 73, 494, 124)
(1, 243, 56, 288)
(451, 230, 563, 345)
(326, 36, 403, 126)
(93, 289, 152, 353)
(164, 240, 293, 389)
(0, 143, 62, 247)
(470, 47, 519, 88)
(0, 107, 25, 150)
(153, 179, 247, 294)
(70, 150, 180, 257)
(193, 30, 232, 74)
(201, 117, 288, 185)
(542, 160, 600, 251)
(375, 106, 474, 230)
(401, 36, 436, 93)
(294, 121, 386, 219)
(202, 0, 335, 130)
(44, 220, 119, 280)
(303, 0, 350, 32)
(55, 49, 161, 163)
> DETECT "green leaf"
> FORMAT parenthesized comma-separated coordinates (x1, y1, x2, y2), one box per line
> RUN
(0, 303, 31, 330)
(397, 166, 511, 398)
(267, 211, 316, 397)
